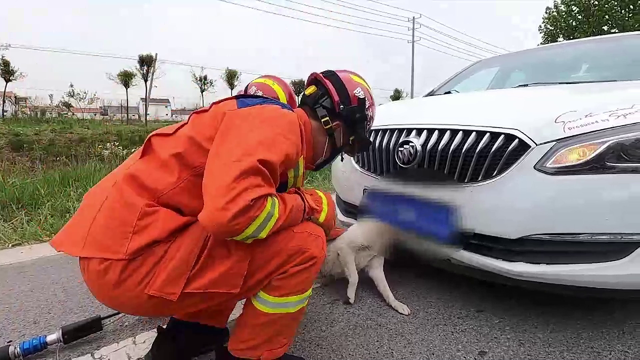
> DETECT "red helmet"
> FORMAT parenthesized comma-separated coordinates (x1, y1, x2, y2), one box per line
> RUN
(301, 70, 376, 156)
(236, 88, 245, 95)
(243, 75, 298, 109)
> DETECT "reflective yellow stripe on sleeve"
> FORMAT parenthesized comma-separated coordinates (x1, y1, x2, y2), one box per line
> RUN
(251, 288, 312, 314)
(287, 157, 305, 190)
(232, 196, 279, 243)
(314, 190, 328, 223)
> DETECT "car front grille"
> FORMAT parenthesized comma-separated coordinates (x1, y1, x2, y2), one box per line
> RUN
(461, 234, 640, 264)
(353, 127, 532, 183)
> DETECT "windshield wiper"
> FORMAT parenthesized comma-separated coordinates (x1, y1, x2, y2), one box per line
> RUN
(514, 80, 619, 88)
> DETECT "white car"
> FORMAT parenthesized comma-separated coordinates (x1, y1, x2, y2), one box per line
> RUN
(332, 32, 640, 290)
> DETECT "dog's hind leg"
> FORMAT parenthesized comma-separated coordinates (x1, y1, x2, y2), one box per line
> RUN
(366, 256, 410, 315)
(337, 247, 359, 304)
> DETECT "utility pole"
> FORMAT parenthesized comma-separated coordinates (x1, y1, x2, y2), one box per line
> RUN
(408, 15, 421, 99)
(410, 16, 416, 99)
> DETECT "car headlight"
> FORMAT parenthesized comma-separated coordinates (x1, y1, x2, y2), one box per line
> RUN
(535, 123, 640, 175)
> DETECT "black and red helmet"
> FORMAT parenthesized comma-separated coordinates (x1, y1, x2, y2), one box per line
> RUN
(301, 70, 376, 156)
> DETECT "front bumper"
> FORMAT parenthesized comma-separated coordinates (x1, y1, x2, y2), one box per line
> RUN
(332, 143, 640, 290)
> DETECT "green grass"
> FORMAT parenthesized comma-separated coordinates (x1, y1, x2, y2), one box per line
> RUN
(0, 117, 334, 248)
(0, 161, 118, 248)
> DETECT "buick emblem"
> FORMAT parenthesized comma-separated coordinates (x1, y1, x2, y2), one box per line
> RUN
(395, 137, 423, 168)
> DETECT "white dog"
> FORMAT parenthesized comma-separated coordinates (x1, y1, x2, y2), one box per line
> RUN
(316, 219, 410, 315)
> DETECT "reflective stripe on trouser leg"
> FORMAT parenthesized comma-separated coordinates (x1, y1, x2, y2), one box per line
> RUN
(251, 289, 312, 314)
(227, 222, 325, 359)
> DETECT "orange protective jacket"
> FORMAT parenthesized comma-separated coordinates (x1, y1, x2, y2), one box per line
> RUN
(50, 96, 318, 301)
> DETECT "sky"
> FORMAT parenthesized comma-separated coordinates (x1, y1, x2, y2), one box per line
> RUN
(1, 0, 552, 109)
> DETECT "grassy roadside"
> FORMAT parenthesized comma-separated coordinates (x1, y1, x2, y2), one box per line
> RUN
(0, 117, 333, 248)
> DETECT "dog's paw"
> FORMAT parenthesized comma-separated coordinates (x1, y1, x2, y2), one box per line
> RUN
(390, 300, 410, 315)
(347, 293, 356, 304)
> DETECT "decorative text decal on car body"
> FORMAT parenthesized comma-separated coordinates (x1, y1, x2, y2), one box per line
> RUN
(554, 104, 640, 134)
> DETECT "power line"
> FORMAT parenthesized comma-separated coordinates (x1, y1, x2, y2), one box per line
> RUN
(333, 0, 410, 20)
(415, 32, 485, 59)
(417, 42, 474, 62)
(284, 0, 408, 28)
(8, 44, 137, 61)
(253, 0, 412, 37)
(216, 0, 411, 42)
(321, 0, 407, 21)
(219, 0, 478, 62)
(417, 25, 501, 56)
(364, 0, 511, 52)
(4, 43, 396, 93)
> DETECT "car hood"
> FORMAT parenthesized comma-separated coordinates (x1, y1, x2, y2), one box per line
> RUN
(375, 81, 640, 144)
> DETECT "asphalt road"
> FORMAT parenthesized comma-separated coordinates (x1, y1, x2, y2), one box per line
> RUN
(2, 253, 640, 360)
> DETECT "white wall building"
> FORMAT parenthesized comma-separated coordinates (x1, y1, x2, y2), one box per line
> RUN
(0, 91, 16, 117)
(171, 108, 195, 122)
(139, 98, 171, 121)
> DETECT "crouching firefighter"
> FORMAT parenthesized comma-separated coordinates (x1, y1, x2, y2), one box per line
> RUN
(49, 70, 376, 360)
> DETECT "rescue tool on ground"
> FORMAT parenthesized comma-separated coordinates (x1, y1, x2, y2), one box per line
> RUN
(48, 70, 376, 360)
(0, 312, 119, 360)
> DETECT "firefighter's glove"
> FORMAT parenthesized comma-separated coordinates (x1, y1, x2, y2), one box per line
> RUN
(294, 188, 337, 237)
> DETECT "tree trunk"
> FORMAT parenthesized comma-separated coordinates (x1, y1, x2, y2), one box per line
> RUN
(143, 82, 148, 127)
(1, 82, 8, 119)
(230, 88, 233, 96)
(125, 88, 130, 125)
(201, 92, 205, 107)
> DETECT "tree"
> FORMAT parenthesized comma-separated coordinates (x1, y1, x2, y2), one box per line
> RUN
(108, 69, 138, 124)
(48, 94, 54, 106)
(137, 53, 158, 127)
(191, 67, 216, 107)
(221, 67, 242, 96)
(58, 99, 73, 113)
(0, 55, 26, 119)
(64, 83, 97, 118)
(539, 0, 639, 45)
(289, 79, 306, 101)
(389, 88, 407, 101)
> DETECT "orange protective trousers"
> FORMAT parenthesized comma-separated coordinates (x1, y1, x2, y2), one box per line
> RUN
(80, 221, 326, 359)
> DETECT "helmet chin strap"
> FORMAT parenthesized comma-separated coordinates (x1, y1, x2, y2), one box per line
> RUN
(312, 109, 345, 171)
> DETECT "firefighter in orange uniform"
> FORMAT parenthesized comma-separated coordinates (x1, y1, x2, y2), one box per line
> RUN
(50, 71, 376, 360)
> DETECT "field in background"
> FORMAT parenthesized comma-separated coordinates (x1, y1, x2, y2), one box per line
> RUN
(0, 117, 332, 248)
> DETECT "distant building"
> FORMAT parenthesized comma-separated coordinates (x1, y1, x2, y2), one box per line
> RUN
(139, 98, 171, 120)
(171, 108, 195, 121)
(31, 105, 65, 118)
(102, 105, 140, 120)
(71, 107, 102, 119)
(0, 91, 16, 117)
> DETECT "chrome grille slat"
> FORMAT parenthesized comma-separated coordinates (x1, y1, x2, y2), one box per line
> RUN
(479, 134, 505, 181)
(368, 131, 377, 174)
(455, 131, 477, 180)
(434, 130, 452, 171)
(374, 131, 385, 175)
(465, 133, 491, 182)
(381, 130, 392, 175)
(445, 131, 464, 175)
(423, 129, 439, 168)
(354, 127, 530, 184)
(494, 139, 520, 176)
(388, 130, 401, 174)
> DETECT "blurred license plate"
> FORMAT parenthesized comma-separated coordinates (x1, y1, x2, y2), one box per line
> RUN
(361, 189, 459, 245)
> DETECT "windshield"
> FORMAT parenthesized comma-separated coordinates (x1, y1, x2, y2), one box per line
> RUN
(430, 33, 640, 96)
